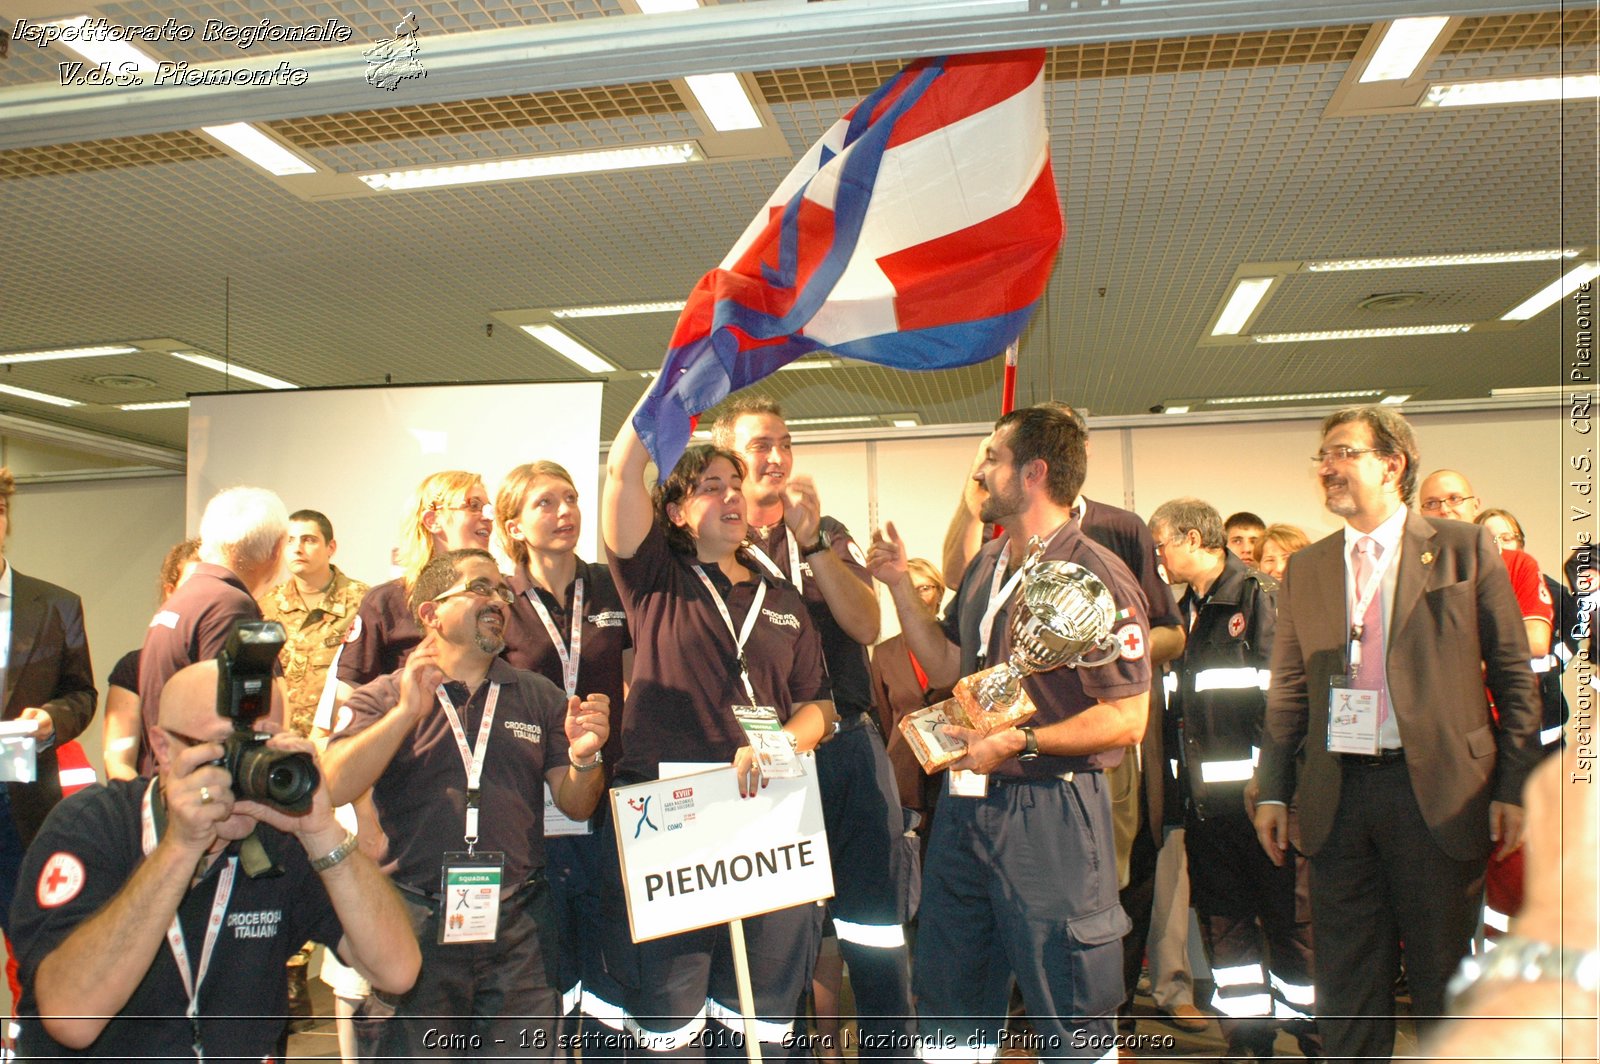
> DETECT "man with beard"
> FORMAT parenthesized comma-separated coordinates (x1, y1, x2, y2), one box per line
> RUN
(324, 548, 611, 1059)
(867, 404, 1150, 1061)
(711, 397, 914, 1058)
(1254, 406, 1539, 1061)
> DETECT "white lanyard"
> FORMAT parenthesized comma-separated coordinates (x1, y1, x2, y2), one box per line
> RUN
(692, 565, 768, 705)
(526, 578, 584, 697)
(436, 682, 502, 848)
(1347, 540, 1398, 671)
(747, 531, 804, 594)
(141, 782, 237, 1061)
(976, 526, 1066, 661)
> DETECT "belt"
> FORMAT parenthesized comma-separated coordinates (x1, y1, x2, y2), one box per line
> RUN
(1340, 748, 1406, 767)
(832, 711, 874, 735)
(991, 770, 1078, 785)
(397, 870, 546, 906)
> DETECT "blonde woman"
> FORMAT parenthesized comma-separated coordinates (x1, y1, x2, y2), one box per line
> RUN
(332, 470, 492, 702)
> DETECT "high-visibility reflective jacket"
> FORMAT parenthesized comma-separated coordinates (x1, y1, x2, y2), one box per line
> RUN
(1170, 552, 1277, 820)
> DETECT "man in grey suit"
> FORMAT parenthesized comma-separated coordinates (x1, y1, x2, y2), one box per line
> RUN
(0, 469, 97, 931)
(1253, 405, 1540, 1062)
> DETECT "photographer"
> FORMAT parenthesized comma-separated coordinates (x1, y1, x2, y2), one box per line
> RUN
(8, 652, 420, 1058)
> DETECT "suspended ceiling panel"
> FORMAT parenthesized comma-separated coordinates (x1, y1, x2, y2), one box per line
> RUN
(0, 3, 1594, 454)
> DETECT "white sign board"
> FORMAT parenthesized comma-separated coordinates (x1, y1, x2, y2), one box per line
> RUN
(611, 765, 833, 943)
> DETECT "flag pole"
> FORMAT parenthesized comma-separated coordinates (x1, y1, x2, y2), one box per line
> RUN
(1000, 339, 1019, 414)
(729, 917, 764, 1062)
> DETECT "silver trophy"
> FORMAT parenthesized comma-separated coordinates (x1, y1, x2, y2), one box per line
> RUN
(966, 560, 1122, 711)
(900, 558, 1122, 772)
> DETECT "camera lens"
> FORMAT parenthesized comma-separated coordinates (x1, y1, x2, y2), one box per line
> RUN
(231, 739, 319, 815)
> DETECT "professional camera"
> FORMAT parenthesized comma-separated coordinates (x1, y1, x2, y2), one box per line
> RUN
(217, 621, 319, 814)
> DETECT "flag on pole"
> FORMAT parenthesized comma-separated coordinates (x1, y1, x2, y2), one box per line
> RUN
(633, 49, 1063, 475)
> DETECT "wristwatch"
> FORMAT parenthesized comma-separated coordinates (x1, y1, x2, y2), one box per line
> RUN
(1017, 727, 1040, 761)
(573, 750, 604, 773)
(1446, 933, 1600, 1009)
(801, 530, 831, 557)
(309, 831, 359, 873)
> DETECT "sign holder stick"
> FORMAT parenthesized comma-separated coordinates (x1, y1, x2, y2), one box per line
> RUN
(728, 917, 764, 1064)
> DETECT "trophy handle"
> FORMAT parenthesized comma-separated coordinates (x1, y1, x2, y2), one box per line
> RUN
(1072, 637, 1123, 669)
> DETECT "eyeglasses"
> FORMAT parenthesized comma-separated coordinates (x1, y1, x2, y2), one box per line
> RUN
(1489, 532, 1523, 548)
(433, 499, 494, 519)
(913, 583, 942, 597)
(1420, 494, 1478, 513)
(1310, 446, 1381, 465)
(1155, 535, 1189, 554)
(434, 578, 515, 605)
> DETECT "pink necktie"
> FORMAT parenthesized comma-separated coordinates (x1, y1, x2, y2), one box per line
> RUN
(1352, 536, 1388, 723)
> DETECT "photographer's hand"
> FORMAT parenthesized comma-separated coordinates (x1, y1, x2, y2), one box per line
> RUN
(161, 739, 235, 857)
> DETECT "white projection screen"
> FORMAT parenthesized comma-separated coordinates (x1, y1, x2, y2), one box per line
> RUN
(186, 382, 605, 584)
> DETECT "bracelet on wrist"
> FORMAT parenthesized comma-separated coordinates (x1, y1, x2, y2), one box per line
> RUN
(309, 831, 359, 873)
(1447, 933, 1600, 1009)
(572, 750, 604, 773)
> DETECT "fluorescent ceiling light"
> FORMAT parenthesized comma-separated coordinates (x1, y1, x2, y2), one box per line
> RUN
(118, 400, 191, 411)
(0, 344, 137, 365)
(1358, 17, 1449, 83)
(1212, 278, 1275, 336)
(778, 358, 840, 372)
(1163, 405, 1190, 414)
(1502, 261, 1600, 321)
(359, 143, 703, 192)
(889, 414, 922, 428)
(0, 383, 82, 408)
(684, 72, 763, 132)
(200, 123, 316, 176)
(1254, 324, 1473, 343)
(171, 352, 297, 390)
(1380, 394, 1411, 405)
(521, 325, 618, 375)
(1423, 75, 1600, 108)
(1207, 390, 1382, 405)
(552, 301, 686, 319)
(635, 0, 700, 11)
(46, 17, 160, 71)
(1306, 249, 1581, 272)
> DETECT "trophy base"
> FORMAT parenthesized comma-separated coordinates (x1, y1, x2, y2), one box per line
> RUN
(897, 665, 1038, 773)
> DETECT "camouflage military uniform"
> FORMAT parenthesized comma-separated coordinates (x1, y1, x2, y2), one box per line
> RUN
(259, 566, 369, 737)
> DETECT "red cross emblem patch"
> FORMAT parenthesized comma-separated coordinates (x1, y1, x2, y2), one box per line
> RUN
(1117, 624, 1146, 662)
(37, 853, 85, 908)
(343, 615, 363, 644)
(1228, 612, 1246, 638)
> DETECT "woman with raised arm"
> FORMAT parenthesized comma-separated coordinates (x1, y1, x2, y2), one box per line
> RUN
(600, 409, 831, 1061)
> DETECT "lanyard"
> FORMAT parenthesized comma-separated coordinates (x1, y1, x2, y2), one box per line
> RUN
(436, 682, 502, 849)
(141, 782, 237, 1062)
(976, 526, 1065, 661)
(526, 577, 584, 697)
(1347, 539, 1399, 671)
(908, 648, 929, 692)
(692, 565, 768, 705)
(746, 530, 803, 595)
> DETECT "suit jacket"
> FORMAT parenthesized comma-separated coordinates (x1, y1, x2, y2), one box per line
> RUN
(4, 571, 97, 849)
(1257, 512, 1540, 862)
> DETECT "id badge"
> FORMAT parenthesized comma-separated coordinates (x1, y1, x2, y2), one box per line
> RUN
(949, 769, 989, 798)
(733, 705, 805, 779)
(1326, 681, 1382, 756)
(543, 781, 592, 837)
(439, 852, 504, 944)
